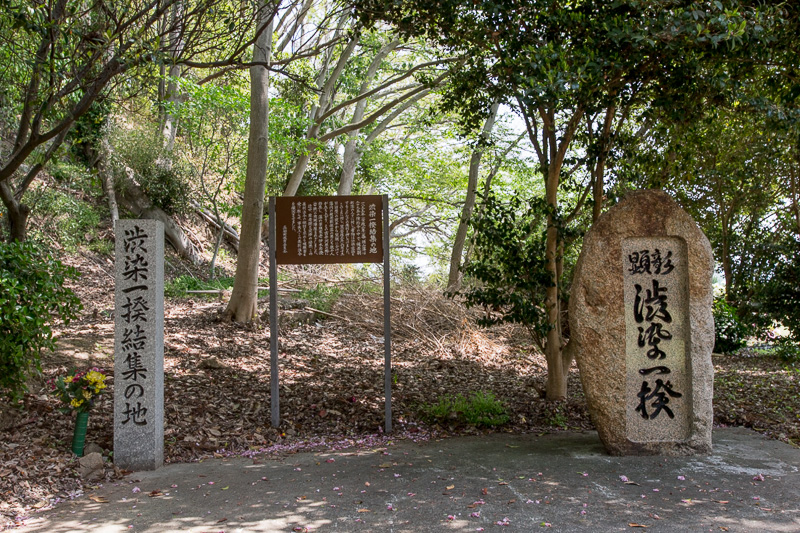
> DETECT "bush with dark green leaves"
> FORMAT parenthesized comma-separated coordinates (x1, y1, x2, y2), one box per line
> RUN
(451, 193, 581, 350)
(761, 240, 800, 344)
(712, 296, 751, 354)
(0, 242, 82, 400)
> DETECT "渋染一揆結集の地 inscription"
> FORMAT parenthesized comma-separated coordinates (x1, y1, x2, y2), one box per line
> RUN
(624, 238, 690, 442)
(114, 220, 164, 471)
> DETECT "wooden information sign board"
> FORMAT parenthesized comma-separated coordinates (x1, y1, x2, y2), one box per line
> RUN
(274, 196, 384, 264)
(268, 195, 392, 432)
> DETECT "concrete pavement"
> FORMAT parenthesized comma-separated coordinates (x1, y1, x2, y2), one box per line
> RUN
(21, 428, 800, 532)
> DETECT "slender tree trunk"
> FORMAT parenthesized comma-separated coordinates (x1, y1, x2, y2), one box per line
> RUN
(543, 174, 566, 399)
(337, 38, 400, 195)
(447, 103, 499, 290)
(538, 106, 584, 400)
(791, 143, 800, 237)
(224, 7, 274, 322)
(99, 161, 119, 230)
(209, 203, 225, 278)
(339, 88, 431, 195)
(284, 29, 358, 197)
(161, 1, 185, 151)
(592, 106, 615, 222)
(721, 213, 732, 298)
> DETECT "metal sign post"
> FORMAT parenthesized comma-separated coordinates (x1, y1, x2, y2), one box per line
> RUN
(382, 195, 391, 433)
(268, 197, 280, 427)
(268, 195, 392, 432)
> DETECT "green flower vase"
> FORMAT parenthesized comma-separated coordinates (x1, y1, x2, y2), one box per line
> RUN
(72, 411, 89, 456)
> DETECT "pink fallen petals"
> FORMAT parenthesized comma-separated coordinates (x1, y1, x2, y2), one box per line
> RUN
(131, 487, 141, 494)
(447, 515, 455, 521)
(619, 475, 629, 482)
(753, 473, 765, 482)
(470, 511, 481, 518)
(677, 475, 686, 481)
(496, 517, 510, 526)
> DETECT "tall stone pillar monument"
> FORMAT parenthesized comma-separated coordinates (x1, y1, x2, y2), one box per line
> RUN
(114, 220, 165, 470)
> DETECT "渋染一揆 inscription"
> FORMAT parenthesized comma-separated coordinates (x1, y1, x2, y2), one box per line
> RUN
(114, 219, 164, 471)
(624, 239, 689, 442)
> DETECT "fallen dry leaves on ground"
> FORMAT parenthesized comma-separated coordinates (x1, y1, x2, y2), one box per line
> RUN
(1, 253, 798, 530)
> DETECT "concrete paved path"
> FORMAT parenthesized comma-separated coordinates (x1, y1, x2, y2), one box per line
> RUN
(21, 428, 800, 532)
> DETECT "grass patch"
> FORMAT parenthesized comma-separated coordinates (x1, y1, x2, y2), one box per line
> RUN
(297, 285, 342, 313)
(25, 187, 104, 253)
(165, 275, 236, 298)
(420, 391, 510, 427)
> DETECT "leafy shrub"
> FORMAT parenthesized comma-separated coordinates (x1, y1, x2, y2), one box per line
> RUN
(760, 240, 800, 343)
(713, 296, 750, 354)
(109, 127, 194, 215)
(420, 391, 509, 427)
(452, 193, 581, 350)
(0, 242, 82, 400)
(26, 187, 102, 252)
(67, 98, 111, 165)
(773, 338, 800, 366)
(48, 161, 96, 193)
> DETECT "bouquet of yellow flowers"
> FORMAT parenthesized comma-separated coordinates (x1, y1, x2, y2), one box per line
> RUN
(50, 367, 108, 414)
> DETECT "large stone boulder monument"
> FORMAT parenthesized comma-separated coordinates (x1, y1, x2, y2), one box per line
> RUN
(569, 189, 714, 455)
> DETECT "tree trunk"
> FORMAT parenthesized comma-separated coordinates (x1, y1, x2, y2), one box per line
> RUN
(339, 88, 431, 196)
(721, 213, 732, 299)
(447, 103, 499, 290)
(592, 106, 615, 222)
(161, 1, 185, 151)
(98, 142, 119, 231)
(791, 144, 800, 237)
(538, 106, 584, 400)
(224, 7, 274, 322)
(544, 217, 567, 399)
